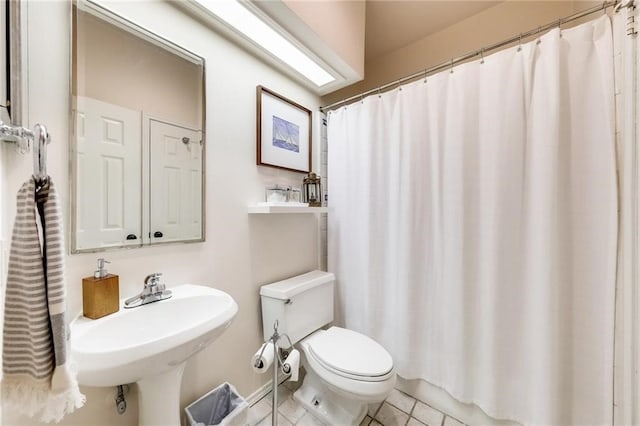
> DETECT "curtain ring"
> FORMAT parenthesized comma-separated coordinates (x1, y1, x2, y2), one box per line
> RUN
(615, 0, 621, 13)
(480, 48, 485, 64)
(558, 18, 563, 37)
(517, 34, 523, 52)
(397, 79, 403, 91)
(377, 88, 382, 98)
(536, 26, 542, 45)
(614, 1, 626, 13)
(450, 58, 454, 74)
(423, 68, 428, 83)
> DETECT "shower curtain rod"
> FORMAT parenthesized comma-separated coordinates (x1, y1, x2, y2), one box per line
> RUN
(320, 0, 629, 112)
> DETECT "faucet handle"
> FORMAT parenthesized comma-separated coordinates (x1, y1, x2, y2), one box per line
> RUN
(144, 273, 163, 287)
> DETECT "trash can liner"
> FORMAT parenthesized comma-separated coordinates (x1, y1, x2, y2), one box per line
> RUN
(185, 382, 248, 426)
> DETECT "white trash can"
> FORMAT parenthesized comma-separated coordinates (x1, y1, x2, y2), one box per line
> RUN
(185, 382, 248, 426)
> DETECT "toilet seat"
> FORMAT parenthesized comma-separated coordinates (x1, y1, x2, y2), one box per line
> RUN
(306, 327, 394, 382)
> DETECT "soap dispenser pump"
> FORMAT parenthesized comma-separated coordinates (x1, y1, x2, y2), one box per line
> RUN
(82, 258, 120, 319)
(94, 258, 109, 278)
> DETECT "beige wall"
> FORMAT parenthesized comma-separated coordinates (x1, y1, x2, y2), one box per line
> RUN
(75, 9, 202, 128)
(252, 0, 366, 93)
(1, 1, 322, 425)
(323, 0, 600, 106)
(283, 0, 366, 78)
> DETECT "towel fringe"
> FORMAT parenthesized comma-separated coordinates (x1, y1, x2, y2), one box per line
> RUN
(2, 376, 52, 419)
(1, 374, 86, 423)
(41, 385, 86, 423)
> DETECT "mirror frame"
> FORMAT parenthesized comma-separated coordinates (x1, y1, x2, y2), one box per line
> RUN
(2, 0, 26, 126)
(69, 0, 207, 254)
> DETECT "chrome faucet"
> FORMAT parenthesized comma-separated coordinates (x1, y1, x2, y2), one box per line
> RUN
(124, 273, 172, 308)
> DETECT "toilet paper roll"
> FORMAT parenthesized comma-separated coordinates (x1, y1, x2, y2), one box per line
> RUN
(281, 349, 300, 382)
(252, 343, 275, 374)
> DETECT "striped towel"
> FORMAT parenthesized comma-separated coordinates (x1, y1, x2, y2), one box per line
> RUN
(1, 177, 85, 422)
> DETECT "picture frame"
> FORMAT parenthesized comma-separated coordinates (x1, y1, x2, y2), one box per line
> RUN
(257, 85, 312, 173)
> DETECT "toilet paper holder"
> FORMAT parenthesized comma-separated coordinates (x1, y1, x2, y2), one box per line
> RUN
(253, 320, 294, 369)
(252, 320, 297, 426)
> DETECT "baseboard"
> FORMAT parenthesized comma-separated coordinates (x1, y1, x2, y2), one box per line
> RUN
(246, 381, 272, 407)
(245, 373, 290, 406)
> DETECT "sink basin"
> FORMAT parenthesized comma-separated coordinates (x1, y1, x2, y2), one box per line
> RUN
(70, 284, 238, 425)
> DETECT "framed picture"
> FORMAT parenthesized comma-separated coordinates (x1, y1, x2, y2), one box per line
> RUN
(257, 85, 312, 173)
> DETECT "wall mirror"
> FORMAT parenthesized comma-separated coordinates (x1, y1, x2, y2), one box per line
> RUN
(1, 0, 10, 123)
(71, 0, 205, 253)
(1, 0, 26, 127)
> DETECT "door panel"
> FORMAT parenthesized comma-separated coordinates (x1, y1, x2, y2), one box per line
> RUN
(74, 96, 142, 250)
(149, 119, 202, 243)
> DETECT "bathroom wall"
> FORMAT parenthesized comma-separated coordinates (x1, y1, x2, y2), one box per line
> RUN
(1, 1, 322, 425)
(253, 0, 366, 93)
(322, 0, 600, 106)
(283, 0, 366, 78)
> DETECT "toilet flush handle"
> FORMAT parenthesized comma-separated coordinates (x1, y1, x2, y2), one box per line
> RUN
(285, 299, 292, 305)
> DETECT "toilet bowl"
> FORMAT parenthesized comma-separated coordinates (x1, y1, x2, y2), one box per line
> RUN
(293, 327, 396, 425)
(260, 271, 396, 425)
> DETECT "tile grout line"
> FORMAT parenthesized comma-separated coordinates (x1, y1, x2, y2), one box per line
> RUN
(383, 390, 419, 426)
(406, 398, 417, 426)
(371, 402, 383, 420)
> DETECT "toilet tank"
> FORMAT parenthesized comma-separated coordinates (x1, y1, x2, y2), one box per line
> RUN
(260, 270, 334, 344)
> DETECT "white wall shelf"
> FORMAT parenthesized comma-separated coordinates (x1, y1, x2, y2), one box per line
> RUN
(248, 204, 328, 214)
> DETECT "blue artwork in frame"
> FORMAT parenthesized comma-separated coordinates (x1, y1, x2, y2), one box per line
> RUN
(272, 116, 300, 153)
(257, 85, 312, 173)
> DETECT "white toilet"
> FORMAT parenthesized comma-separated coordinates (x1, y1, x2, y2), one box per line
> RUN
(260, 270, 396, 425)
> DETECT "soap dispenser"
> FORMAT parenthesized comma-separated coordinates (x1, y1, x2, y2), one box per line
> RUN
(82, 258, 120, 319)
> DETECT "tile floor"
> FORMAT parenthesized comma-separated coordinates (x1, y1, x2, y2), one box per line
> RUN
(247, 382, 467, 426)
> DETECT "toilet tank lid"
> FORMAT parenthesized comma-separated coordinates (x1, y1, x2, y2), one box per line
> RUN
(260, 270, 335, 300)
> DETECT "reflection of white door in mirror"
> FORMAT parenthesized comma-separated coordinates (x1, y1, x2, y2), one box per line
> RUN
(150, 120, 202, 243)
(71, 1, 205, 253)
(74, 96, 142, 250)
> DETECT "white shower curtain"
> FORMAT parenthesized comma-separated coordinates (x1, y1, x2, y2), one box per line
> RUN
(327, 16, 617, 426)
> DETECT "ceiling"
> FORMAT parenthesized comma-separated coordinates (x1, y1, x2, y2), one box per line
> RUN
(365, 1, 502, 59)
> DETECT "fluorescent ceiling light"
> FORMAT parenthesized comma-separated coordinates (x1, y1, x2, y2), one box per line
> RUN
(194, 0, 335, 87)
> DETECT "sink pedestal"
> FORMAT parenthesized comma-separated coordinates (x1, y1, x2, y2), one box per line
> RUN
(137, 363, 186, 426)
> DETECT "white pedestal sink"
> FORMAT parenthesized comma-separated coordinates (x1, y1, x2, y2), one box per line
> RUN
(70, 284, 238, 426)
